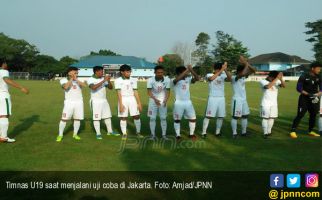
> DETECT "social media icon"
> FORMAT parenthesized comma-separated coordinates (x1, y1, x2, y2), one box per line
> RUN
(287, 174, 301, 188)
(270, 174, 284, 188)
(305, 173, 319, 188)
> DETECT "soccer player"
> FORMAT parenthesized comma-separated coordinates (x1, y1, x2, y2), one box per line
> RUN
(115, 64, 142, 140)
(259, 71, 285, 139)
(231, 56, 256, 138)
(172, 65, 200, 140)
(147, 65, 170, 140)
(290, 62, 322, 138)
(201, 62, 232, 138)
(87, 66, 117, 140)
(56, 67, 86, 142)
(0, 59, 29, 143)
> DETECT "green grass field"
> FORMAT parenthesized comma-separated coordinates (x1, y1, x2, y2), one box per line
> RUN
(0, 80, 321, 171)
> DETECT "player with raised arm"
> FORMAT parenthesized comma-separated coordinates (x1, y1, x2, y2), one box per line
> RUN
(231, 56, 256, 138)
(0, 59, 29, 143)
(201, 62, 232, 138)
(172, 65, 200, 141)
(87, 66, 117, 140)
(259, 71, 286, 139)
(56, 67, 86, 142)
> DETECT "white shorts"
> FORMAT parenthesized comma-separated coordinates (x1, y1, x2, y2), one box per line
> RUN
(231, 98, 250, 117)
(173, 100, 196, 120)
(205, 96, 226, 118)
(260, 105, 278, 118)
(148, 99, 167, 119)
(118, 96, 140, 117)
(0, 97, 12, 116)
(320, 98, 322, 114)
(62, 100, 84, 120)
(90, 99, 112, 120)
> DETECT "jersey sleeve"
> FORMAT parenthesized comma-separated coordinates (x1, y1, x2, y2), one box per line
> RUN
(231, 75, 236, 84)
(276, 80, 282, 87)
(114, 78, 120, 90)
(0, 70, 9, 79)
(147, 78, 152, 89)
(86, 78, 94, 87)
(260, 79, 269, 88)
(60, 78, 68, 87)
(221, 73, 227, 80)
(296, 75, 305, 93)
(165, 78, 171, 89)
(187, 76, 193, 84)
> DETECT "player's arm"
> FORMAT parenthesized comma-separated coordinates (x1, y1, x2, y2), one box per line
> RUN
(76, 79, 86, 88)
(264, 77, 279, 89)
(187, 65, 200, 83)
(106, 77, 113, 90)
(164, 89, 170, 106)
(173, 68, 190, 85)
(279, 73, 286, 88)
(238, 56, 256, 78)
(147, 89, 161, 106)
(90, 75, 111, 90)
(134, 90, 142, 112)
(296, 75, 310, 96)
(3, 78, 29, 94)
(117, 90, 125, 113)
(62, 79, 73, 90)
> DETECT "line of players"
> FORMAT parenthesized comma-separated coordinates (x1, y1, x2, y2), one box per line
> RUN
(55, 55, 316, 142)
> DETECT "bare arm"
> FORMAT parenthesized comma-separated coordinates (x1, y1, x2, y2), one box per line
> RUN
(173, 68, 190, 85)
(117, 90, 125, 113)
(76, 79, 86, 88)
(4, 78, 29, 94)
(147, 89, 161, 106)
(187, 65, 200, 82)
(134, 90, 142, 112)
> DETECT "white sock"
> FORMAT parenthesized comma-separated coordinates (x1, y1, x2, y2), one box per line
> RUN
(0, 118, 9, 138)
(73, 120, 80, 135)
(189, 121, 196, 135)
(241, 118, 248, 134)
(262, 119, 268, 135)
(120, 120, 127, 135)
(134, 119, 141, 134)
(161, 118, 167, 136)
(59, 120, 66, 137)
(319, 117, 322, 132)
(93, 121, 101, 135)
(104, 118, 113, 133)
(202, 118, 210, 135)
(149, 118, 156, 136)
(231, 119, 237, 135)
(174, 122, 180, 136)
(268, 118, 275, 134)
(216, 118, 223, 135)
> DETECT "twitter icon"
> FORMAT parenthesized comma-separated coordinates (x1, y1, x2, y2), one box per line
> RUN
(287, 174, 301, 188)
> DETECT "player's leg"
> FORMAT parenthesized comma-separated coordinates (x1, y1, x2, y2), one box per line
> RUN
(231, 99, 242, 138)
(57, 100, 72, 142)
(102, 100, 118, 136)
(319, 99, 322, 134)
(173, 101, 184, 139)
(129, 97, 142, 137)
(72, 101, 84, 140)
(267, 105, 278, 136)
(216, 97, 226, 136)
(290, 95, 308, 138)
(202, 97, 215, 137)
(148, 100, 157, 139)
(0, 97, 14, 143)
(185, 101, 197, 139)
(307, 101, 320, 137)
(260, 105, 270, 138)
(159, 105, 168, 139)
(118, 98, 129, 140)
(92, 100, 103, 139)
(241, 100, 250, 136)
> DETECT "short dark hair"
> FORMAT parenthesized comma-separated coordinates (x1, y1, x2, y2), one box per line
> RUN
(93, 66, 103, 73)
(175, 66, 186, 75)
(119, 64, 131, 72)
(214, 62, 223, 70)
(154, 65, 164, 72)
(0, 58, 6, 66)
(268, 71, 279, 79)
(236, 65, 245, 73)
(67, 67, 79, 73)
(310, 62, 322, 68)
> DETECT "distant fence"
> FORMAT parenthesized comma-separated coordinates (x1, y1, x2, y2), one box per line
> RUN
(9, 72, 58, 80)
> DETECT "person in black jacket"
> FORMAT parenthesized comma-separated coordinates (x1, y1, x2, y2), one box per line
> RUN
(290, 62, 322, 138)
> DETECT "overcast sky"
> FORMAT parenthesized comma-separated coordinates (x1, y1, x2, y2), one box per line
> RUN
(1, 0, 321, 62)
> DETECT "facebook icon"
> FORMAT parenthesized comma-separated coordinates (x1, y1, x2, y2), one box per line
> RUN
(270, 174, 284, 188)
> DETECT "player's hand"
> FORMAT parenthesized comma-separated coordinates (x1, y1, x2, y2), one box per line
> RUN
(277, 72, 283, 79)
(137, 103, 142, 112)
(154, 99, 161, 106)
(163, 100, 168, 107)
(239, 55, 248, 65)
(104, 75, 111, 81)
(221, 62, 228, 71)
(119, 104, 125, 113)
(21, 87, 29, 94)
(187, 64, 193, 70)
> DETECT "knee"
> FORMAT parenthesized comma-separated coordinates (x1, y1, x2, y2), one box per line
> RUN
(189, 119, 196, 122)
(174, 120, 181, 123)
(133, 115, 140, 120)
(242, 115, 248, 119)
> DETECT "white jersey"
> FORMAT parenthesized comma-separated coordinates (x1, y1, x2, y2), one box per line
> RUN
(147, 76, 170, 101)
(207, 73, 227, 97)
(87, 76, 109, 100)
(115, 77, 137, 97)
(231, 75, 247, 100)
(260, 79, 281, 106)
(172, 76, 192, 101)
(60, 78, 83, 101)
(0, 69, 10, 98)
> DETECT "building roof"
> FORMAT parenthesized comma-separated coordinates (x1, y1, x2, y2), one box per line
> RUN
(70, 56, 156, 69)
(249, 52, 311, 64)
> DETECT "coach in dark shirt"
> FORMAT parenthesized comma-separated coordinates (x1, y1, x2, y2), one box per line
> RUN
(290, 62, 322, 138)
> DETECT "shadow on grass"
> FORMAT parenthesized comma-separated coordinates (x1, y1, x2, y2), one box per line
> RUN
(10, 115, 41, 138)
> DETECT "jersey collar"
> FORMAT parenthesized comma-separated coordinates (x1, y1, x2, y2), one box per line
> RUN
(155, 76, 164, 82)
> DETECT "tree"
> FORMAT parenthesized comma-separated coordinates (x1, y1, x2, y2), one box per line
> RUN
(60, 56, 78, 68)
(33, 55, 64, 73)
(211, 31, 250, 68)
(192, 32, 212, 76)
(90, 49, 120, 56)
(305, 19, 322, 62)
(172, 42, 194, 65)
(159, 54, 184, 76)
